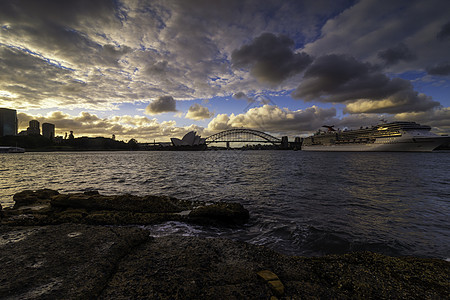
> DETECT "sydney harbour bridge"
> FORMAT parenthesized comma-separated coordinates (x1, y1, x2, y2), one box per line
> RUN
(205, 128, 281, 145)
(141, 128, 288, 149)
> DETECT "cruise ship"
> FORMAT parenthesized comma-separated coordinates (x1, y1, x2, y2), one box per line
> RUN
(302, 121, 450, 152)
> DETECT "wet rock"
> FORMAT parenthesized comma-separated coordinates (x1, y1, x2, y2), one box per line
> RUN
(0, 226, 448, 299)
(3, 190, 249, 227)
(83, 190, 99, 195)
(99, 236, 275, 299)
(99, 236, 449, 299)
(83, 211, 183, 225)
(188, 202, 250, 225)
(0, 224, 150, 299)
(13, 189, 59, 209)
(51, 193, 191, 213)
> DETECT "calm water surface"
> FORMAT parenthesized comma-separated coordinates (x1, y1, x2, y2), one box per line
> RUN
(1, 151, 449, 259)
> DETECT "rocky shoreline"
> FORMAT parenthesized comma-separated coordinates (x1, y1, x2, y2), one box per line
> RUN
(1, 190, 449, 299)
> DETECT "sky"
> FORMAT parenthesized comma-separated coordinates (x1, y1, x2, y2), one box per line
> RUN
(1, 0, 449, 142)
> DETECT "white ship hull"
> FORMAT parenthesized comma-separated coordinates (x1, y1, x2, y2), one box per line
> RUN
(302, 136, 450, 152)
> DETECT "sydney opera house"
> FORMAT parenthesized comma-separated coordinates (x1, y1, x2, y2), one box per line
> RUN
(171, 131, 206, 147)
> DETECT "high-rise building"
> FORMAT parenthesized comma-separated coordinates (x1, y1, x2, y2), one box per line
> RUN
(27, 120, 40, 135)
(42, 123, 55, 140)
(0, 108, 18, 137)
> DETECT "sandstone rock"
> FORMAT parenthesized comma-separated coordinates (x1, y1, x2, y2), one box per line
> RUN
(4, 190, 250, 227)
(13, 189, 59, 209)
(0, 227, 448, 299)
(257, 270, 285, 296)
(83, 211, 183, 225)
(83, 190, 99, 195)
(0, 224, 150, 299)
(51, 193, 190, 213)
(267, 280, 285, 296)
(257, 270, 279, 281)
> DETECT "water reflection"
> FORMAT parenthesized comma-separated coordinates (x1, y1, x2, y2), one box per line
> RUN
(0, 151, 448, 258)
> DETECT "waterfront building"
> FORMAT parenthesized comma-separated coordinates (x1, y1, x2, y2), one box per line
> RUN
(27, 120, 41, 135)
(0, 108, 18, 137)
(42, 123, 55, 140)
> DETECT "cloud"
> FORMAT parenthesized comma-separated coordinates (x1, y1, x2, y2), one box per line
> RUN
(292, 54, 440, 113)
(394, 107, 450, 132)
(185, 103, 214, 120)
(231, 32, 312, 84)
(206, 104, 336, 135)
(145, 96, 177, 115)
(303, 0, 450, 74)
(344, 91, 438, 114)
(0, 0, 449, 131)
(233, 92, 250, 101)
(437, 21, 450, 40)
(206, 114, 232, 132)
(426, 62, 450, 76)
(17, 111, 203, 142)
(232, 92, 273, 105)
(377, 43, 415, 66)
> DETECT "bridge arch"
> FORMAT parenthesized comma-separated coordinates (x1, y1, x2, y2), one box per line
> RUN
(205, 128, 281, 144)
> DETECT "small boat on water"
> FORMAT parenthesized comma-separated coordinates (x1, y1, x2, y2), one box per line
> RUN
(0, 146, 26, 153)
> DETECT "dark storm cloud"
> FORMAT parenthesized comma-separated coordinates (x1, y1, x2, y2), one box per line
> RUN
(293, 54, 395, 101)
(233, 92, 247, 100)
(231, 33, 312, 85)
(436, 21, 450, 40)
(232, 92, 253, 103)
(426, 62, 450, 76)
(377, 43, 416, 66)
(0, 0, 125, 67)
(0, 46, 72, 108)
(0, 0, 119, 26)
(145, 61, 169, 76)
(102, 44, 132, 59)
(145, 96, 177, 115)
(292, 54, 440, 113)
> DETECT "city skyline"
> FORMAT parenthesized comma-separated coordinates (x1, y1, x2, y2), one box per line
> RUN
(1, 0, 449, 142)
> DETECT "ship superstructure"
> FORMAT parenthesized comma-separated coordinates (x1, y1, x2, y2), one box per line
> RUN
(302, 121, 450, 152)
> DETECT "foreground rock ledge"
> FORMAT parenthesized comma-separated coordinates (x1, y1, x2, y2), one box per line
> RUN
(0, 224, 448, 299)
(1, 189, 249, 226)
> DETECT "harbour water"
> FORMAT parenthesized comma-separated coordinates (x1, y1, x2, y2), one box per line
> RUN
(1, 151, 449, 259)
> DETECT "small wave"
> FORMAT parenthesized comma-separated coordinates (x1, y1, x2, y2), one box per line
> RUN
(142, 221, 208, 237)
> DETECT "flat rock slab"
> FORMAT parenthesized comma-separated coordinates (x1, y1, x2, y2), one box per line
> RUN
(0, 224, 150, 299)
(2, 189, 249, 226)
(98, 235, 281, 299)
(0, 225, 448, 299)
